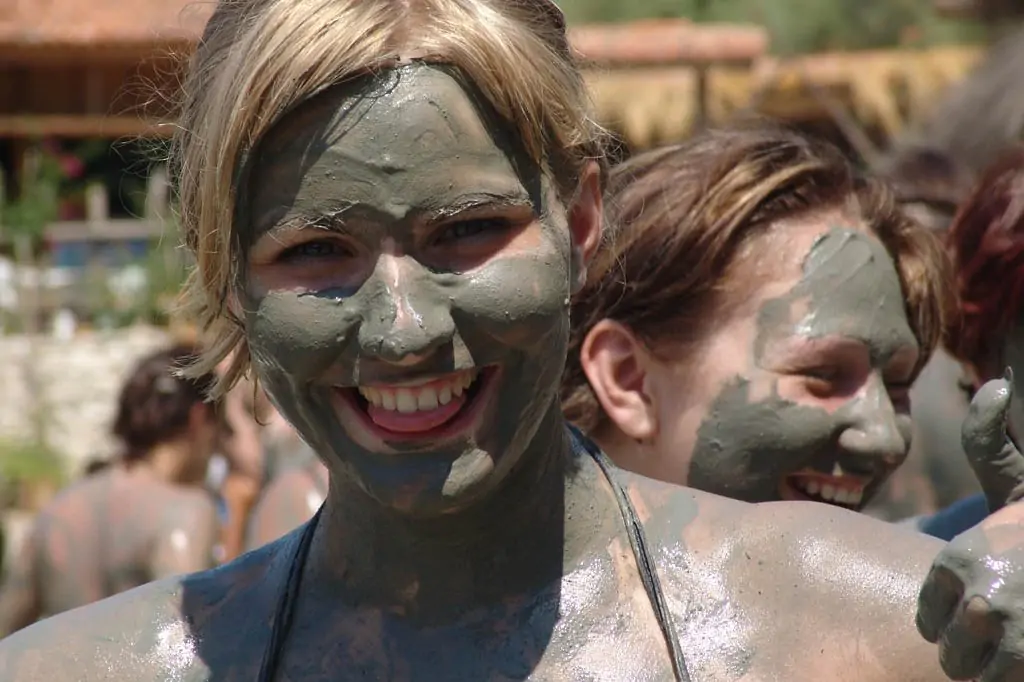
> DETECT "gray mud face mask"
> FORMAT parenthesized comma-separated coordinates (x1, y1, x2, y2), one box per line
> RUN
(688, 227, 918, 507)
(237, 64, 579, 516)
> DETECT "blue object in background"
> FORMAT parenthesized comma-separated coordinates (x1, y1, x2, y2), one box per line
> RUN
(51, 239, 153, 269)
(917, 493, 989, 541)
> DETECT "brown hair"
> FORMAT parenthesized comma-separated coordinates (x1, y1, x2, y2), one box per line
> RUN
(946, 146, 1024, 379)
(113, 344, 218, 462)
(562, 124, 956, 434)
(171, 0, 606, 396)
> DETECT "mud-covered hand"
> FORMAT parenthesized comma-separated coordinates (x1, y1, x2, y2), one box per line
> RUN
(916, 374, 1024, 680)
(962, 372, 1024, 512)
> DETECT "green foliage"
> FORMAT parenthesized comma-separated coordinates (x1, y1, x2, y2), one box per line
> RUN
(131, 235, 191, 327)
(80, 228, 190, 329)
(0, 147, 63, 240)
(0, 438, 66, 487)
(556, 0, 987, 53)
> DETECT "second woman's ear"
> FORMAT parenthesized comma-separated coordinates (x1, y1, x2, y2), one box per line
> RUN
(579, 319, 658, 441)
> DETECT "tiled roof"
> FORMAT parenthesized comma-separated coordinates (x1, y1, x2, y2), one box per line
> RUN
(0, 4, 768, 66)
(0, 0, 212, 47)
(569, 19, 769, 66)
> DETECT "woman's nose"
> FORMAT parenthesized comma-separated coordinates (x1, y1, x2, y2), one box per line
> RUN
(356, 254, 456, 365)
(836, 378, 911, 468)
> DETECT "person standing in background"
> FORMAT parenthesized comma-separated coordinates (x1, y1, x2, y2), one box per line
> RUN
(0, 344, 222, 637)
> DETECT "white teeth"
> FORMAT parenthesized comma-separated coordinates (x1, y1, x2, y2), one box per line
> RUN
(792, 478, 864, 507)
(832, 462, 844, 477)
(356, 369, 479, 413)
(417, 388, 439, 411)
(396, 389, 417, 413)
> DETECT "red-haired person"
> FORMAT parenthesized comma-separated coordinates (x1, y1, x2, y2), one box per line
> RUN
(924, 146, 1024, 539)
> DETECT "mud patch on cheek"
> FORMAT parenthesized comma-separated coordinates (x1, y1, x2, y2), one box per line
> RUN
(454, 247, 572, 348)
(688, 377, 840, 502)
(245, 289, 361, 384)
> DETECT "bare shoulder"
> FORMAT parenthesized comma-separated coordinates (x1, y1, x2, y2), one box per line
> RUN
(620, 469, 944, 572)
(623, 472, 947, 681)
(0, 534, 297, 682)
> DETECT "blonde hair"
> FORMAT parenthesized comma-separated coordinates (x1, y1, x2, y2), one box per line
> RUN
(172, 0, 606, 396)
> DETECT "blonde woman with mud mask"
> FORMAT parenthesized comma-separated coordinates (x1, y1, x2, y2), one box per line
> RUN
(8, 3, 1024, 681)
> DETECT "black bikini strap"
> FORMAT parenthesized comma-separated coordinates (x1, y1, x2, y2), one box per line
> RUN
(569, 425, 691, 682)
(257, 505, 323, 682)
(258, 430, 689, 682)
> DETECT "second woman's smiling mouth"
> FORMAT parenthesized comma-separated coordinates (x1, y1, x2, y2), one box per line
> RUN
(781, 464, 876, 510)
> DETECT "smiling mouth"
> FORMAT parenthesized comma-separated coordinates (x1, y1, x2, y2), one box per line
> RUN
(781, 467, 870, 510)
(335, 366, 497, 442)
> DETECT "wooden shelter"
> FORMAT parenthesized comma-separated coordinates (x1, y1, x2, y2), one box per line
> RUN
(0, 0, 211, 141)
(577, 19, 984, 156)
(570, 19, 768, 149)
(0, 6, 991, 199)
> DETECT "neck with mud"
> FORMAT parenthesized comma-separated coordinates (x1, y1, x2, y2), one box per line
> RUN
(306, 404, 620, 625)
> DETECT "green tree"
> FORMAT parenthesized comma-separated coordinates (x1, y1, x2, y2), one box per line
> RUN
(556, 0, 985, 53)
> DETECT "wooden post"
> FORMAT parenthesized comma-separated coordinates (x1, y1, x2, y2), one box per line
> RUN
(16, 149, 40, 335)
(84, 182, 109, 224)
(145, 165, 169, 222)
(83, 182, 110, 322)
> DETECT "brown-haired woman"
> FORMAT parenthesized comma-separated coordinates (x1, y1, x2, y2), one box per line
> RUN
(8, 3, 1024, 680)
(0, 344, 222, 637)
(564, 125, 957, 512)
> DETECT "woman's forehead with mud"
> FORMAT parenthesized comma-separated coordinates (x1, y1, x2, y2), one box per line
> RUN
(749, 216, 918, 366)
(244, 66, 545, 247)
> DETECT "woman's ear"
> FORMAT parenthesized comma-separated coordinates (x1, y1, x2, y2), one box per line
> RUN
(579, 319, 657, 441)
(568, 162, 603, 294)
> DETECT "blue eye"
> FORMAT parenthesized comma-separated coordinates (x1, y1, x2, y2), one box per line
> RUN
(435, 218, 510, 245)
(278, 240, 350, 262)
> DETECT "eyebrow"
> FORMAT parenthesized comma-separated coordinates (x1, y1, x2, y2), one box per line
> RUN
(422, 191, 535, 223)
(256, 189, 536, 238)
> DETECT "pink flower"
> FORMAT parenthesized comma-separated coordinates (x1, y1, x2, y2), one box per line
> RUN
(59, 155, 85, 179)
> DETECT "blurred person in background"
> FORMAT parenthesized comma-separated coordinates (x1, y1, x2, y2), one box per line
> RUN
(233, 378, 329, 551)
(244, 440, 327, 550)
(920, 145, 1024, 539)
(212, 355, 272, 561)
(0, 344, 222, 637)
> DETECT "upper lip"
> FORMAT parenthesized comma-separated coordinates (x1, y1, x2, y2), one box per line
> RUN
(319, 362, 486, 389)
(787, 464, 877, 487)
